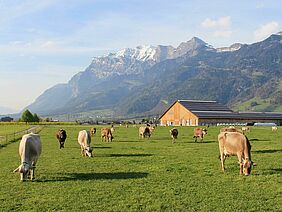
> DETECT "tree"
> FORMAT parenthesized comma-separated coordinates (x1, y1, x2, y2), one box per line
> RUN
(21, 109, 35, 123)
(33, 113, 40, 122)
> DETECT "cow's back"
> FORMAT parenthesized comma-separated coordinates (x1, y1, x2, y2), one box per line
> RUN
(218, 132, 247, 155)
(78, 130, 91, 147)
(20, 133, 42, 160)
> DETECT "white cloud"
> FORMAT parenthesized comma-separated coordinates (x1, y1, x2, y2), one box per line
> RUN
(201, 16, 232, 38)
(201, 16, 231, 29)
(254, 21, 280, 41)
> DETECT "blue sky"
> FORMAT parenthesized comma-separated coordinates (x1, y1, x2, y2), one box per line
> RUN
(0, 0, 281, 112)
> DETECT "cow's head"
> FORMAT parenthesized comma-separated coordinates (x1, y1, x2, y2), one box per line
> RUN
(203, 128, 208, 135)
(85, 147, 93, 157)
(14, 162, 30, 181)
(243, 158, 256, 176)
(90, 128, 96, 136)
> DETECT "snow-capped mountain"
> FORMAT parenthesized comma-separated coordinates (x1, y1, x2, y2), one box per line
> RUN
(24, 33, 282, 117)
(89, 37, 209, 78)
(216, 43, 243, 52)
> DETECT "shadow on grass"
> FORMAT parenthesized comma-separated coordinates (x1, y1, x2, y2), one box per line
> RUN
(249, 139, 270, 142)
(97, 153, 154, 157)
(183, 140, 216, 144)
(37, 172, 149, 182)
(258, 168, 282, 176)
(93, 146, 112, 149)
(115, 140, 142, 143)
(253, 149, 282, 154)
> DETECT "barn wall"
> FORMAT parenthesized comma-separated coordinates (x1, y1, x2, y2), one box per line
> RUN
(160, 102, 199, 126)
(198, 118, 282, 126)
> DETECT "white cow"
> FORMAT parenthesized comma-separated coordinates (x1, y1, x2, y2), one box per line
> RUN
(78, 130, 93, 157)
(13, 133, 42, 181)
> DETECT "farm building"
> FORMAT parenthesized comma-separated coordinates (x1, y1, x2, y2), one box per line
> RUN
(159, 100, 282, 126)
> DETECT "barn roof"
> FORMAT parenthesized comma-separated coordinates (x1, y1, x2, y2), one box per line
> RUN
(159, 100, 282, 120)
(178, 100, 232, 112)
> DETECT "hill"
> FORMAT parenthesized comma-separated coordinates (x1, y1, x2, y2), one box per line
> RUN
(25, 33, 282, 118)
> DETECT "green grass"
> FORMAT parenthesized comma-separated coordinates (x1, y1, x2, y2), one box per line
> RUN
(0, 125, 281, 211)
(232, 97, 282, 112)
(0, 125, 33, 135)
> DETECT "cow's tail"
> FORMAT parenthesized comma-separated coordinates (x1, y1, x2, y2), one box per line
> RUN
(13, 166, 20, 172)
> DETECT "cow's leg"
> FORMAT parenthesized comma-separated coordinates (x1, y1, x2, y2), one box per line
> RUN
(81, 147, 85, 156)
(219, 151, 225, 172)
(30, 163, 36, 181)
(237, 155, 243, 175)
(193, 136, 197, 142)
(20, 173, 24, 181)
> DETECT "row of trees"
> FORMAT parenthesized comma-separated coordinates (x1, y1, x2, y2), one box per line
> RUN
(19, 109, 40, 123)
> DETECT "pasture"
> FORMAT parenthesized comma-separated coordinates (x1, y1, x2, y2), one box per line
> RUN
(0, 124, 281, 211)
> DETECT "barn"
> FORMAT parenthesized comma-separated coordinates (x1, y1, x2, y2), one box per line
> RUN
(159, 100, 282, 126)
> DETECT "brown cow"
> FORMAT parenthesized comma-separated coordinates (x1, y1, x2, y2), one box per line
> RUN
(13, 133, 42, 181)
(90, 127, 96, 136)
(193, 128, 207, 142)
(218, 132, 255, 175)
(78, 130, 93, 157)
(139, 126, 151, 139)
(170, 128, 178, 143)
(101, 128, 113, 142)
(241, 127, 250, 134)
(56, 129, 67, 149)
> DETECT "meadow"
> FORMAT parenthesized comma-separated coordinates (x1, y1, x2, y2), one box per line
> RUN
(0, 124, 281, 211)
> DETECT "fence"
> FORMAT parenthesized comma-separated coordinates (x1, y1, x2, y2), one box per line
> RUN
(0, 126, 45, 148)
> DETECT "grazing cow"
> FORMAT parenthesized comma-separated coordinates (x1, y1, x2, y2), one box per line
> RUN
(193, 128, 208, 142)
(272, 126, 278, 131)
(101, 128, 113, 142)
(170, 128, 178, 143)
(90, 127, 96, 136)
(218, 132, 255, 175)
(139, 126, 151, 139)
(220, 127, 243, 134)
(56, 129, 67, 149)
(241, 127, 250, 134)
(13, 133, 42, 181)
(78, 130, 93, 157)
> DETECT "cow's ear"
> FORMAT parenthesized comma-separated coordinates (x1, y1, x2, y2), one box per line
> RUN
(252, 162, 257, 166)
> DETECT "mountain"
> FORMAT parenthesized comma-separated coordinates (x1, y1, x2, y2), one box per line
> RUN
(25, 33, 282, 118)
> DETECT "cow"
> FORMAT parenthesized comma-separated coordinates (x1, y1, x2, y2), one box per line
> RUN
(101, 128, 113, 142)
(90, 127, 96, 136)
(13, 133, 42, 181)
(272, 126, 278, 131)
(170, 128, 178, 143)
(193, 128, 207, 142)
(218, 132, 256, 175)
(139, 126, 151, 139)
(242, 127, 250, 134)
(220, 127, 243, 134)
(78, 130, 93, 157)
(56, 129, 67, 149)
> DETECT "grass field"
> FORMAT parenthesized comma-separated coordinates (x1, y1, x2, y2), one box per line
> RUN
(0, 125, 281, 211)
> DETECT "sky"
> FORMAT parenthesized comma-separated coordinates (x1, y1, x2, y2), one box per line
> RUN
(0, 0, 281, 113)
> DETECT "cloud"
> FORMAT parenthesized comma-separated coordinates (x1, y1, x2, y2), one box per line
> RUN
(201, 16, 231, 29)
(201, 16, 232, 38)
(254, 21, 280, 41)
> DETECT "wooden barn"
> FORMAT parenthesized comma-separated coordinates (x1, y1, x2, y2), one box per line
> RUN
(159, 100, 282, 126)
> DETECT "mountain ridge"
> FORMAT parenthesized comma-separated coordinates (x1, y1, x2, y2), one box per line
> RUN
(25, 33, 282, 117)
